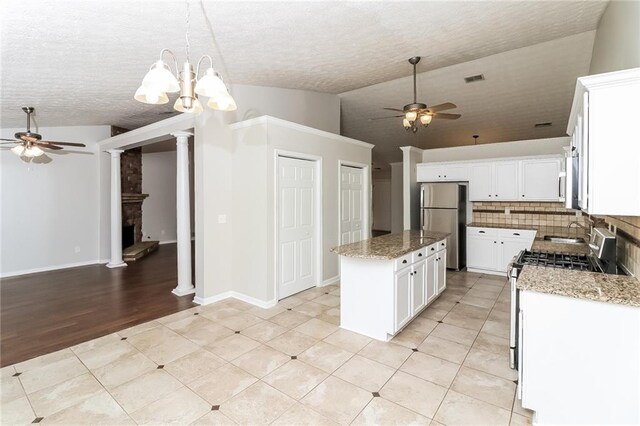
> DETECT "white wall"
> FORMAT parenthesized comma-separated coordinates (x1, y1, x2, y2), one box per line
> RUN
(390, 162, 403, 234)
(141, 151, 177, 243)
(0, 125, 111, 277)
(589, 0, 640, 75)
(421, 137, 570, 163)
(372, 179, 391, 231)
(228, 117, 372, 303)
(231, 84, 341, 134)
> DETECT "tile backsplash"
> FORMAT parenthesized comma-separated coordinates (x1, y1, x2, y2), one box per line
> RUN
(601, 215, 640, 277)
(472, 202, 589, 235)
(471, 202, 640, 278)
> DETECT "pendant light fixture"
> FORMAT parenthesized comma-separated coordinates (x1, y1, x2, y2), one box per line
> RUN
(134, 0, 237, 113)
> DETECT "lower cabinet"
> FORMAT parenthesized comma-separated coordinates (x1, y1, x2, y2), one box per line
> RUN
(467, 227, 535, 274)
(393, 246, 447, 333)
(411, 260, 427, 316)
(393, 267, 413, 332)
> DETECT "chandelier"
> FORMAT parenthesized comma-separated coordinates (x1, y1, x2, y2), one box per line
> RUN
(134, 1, 236, 113)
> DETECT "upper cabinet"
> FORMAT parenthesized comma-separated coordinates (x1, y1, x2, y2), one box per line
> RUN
(416, 164, 469, 182)
(520, 158, 562, 201)
(567, 68, 640, 215)
(419, 157, 563, 202)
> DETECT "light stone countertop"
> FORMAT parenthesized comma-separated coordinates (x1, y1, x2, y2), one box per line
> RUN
(330, 230, 450, 260)
(517, 265, 640, 307)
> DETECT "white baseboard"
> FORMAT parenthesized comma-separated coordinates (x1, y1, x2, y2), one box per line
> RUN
(0, 259, 104, 279)
(193, 291, 277, 309)
(466, 267, 506, 277)
(319, 275, 340, 287)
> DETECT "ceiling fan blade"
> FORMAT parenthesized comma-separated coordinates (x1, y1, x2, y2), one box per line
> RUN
(36, 142, 64, 150)
(39, 141, 86, 147)
(432, 112, 461, 120)
(383, 107, 404, 112)
(369, 115, 403, 121)
(0, 139, 18, 142)
(426, 102, 457, 112)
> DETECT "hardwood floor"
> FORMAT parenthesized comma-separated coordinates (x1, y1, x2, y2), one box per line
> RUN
(0, 243, 195, 367)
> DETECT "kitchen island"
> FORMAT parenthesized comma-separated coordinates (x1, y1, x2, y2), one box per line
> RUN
(331, 230, 449, 341)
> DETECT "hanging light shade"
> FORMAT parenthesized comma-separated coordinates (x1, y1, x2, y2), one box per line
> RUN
(141, 60, 180, 93)
(402, 118, 411, 129)
(420, 114, 433, 126)
(207, 90, 237, 111)
(10, 145, 25, 156)
(405, 111, 418, 122)
(194, 68, 226, 97)
(134, 86, 169, 104)
(22, 146, 44, 157)
(173, 97, 203, 114)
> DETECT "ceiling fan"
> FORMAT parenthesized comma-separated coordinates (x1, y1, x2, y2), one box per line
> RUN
(371, 57, 461, 133)
(1, 107, 86, 158)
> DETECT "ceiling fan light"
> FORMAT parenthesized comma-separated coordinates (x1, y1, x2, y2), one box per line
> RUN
(173, 97, 203, 114)
(134, 86, 169, 105)
(142, 60, 180, 93)
(207, 91, 237, 111)
(195, 68, 227, 98)
(405, 111, 417, 122)
(23, 145, 44, 157)
(402, 118, 411, 129)
(10, 145, 24, 156)
(420, 114, 433, 126)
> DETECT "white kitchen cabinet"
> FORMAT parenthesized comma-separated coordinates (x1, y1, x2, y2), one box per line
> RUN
(493, 161, 519, 200)
(520, 158, 562, 201)
(416, 163, 469, 182)
(566, 68, 640, 215)
(469, 163, 493, 201)
(393, 267, 412, 333)
(411, 260, 426, 316)
(436, 249, 447, 293)
(467, 227, 535, 274)
(339, 237, 448, 341)
(519, 290, 640, 425)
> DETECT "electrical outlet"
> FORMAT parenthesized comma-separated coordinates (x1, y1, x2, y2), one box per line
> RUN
(505, 208, 511, 215)
(576, 211, 582, 217)
(218, 214, 227, 224)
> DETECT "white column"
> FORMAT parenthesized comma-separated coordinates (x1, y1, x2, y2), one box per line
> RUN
(173, 131, 195, 296)
(106, 149, 127, 268)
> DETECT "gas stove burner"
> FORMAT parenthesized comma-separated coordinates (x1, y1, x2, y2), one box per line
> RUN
(516, 250, 600, 272)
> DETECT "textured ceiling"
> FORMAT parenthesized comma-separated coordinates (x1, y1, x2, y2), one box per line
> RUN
(341, 31, 597, 167)
(1, 1, 606, 160)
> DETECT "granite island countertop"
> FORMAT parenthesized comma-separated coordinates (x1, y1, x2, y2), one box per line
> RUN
(331, 230, 450, 260)
(517, 265, 640, 307)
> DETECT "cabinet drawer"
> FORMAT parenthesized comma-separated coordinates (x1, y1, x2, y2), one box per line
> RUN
(395, 253, 413, 270)
(498, 229, 536, 240)
(438, 240, 447, 251)
(468, 227, 498, 237)
(412, 247, 427, 263)
(426, 243, 438, 256)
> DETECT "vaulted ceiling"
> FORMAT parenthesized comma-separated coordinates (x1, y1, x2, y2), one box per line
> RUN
(1, 0, 607, 165)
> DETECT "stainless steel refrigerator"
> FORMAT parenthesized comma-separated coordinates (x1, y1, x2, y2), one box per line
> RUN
(420, 183, 466, 270)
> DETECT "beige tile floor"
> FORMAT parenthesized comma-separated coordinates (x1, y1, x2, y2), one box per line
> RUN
(0, 271, 534, 425)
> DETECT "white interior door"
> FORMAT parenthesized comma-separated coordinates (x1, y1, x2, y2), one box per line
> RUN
(340, 165, 364, 244)
(278, 156, 317, 299)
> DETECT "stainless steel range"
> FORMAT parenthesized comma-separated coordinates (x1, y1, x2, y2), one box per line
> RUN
(509, 227, 619, 370)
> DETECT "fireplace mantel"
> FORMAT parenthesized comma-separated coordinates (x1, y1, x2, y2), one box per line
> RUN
(122, 193, 149, 204)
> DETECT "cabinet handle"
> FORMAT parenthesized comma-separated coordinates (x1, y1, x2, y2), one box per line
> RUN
(418, 253, 423, 257)
(513, 233, 520, 236)
(479, 230, 485, 234)
(522, 194, 525, 197)
(489, 194, 492, 197)
(558, 176, 561, 197)
(494, 241, 497, 244)
(495, 194, 498, 197)
(501, 242, 504, 244)
(402, 260, 407, 264)
(431, 247, 435, 251)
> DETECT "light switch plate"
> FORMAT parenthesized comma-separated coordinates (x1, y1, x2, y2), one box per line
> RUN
(218, 214, 227, 224)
